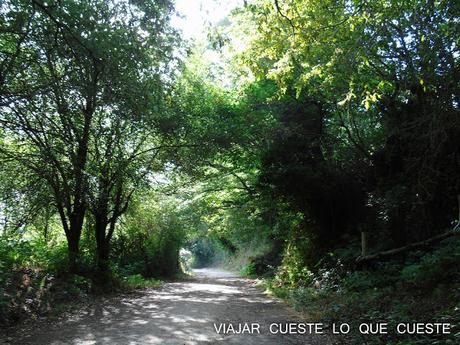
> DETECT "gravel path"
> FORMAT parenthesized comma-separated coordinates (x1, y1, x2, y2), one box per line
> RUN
(3, 268, 331, 345)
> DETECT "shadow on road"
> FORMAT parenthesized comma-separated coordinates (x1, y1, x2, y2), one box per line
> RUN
(5, 268, 331, 345)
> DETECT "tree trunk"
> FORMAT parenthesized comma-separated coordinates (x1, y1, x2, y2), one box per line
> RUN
(95, 215, 110, 272)
(454, 194, 460, 231)
(66, 228, 81, 273)
(361, 231, 368, 256)
(356, 229, 459, 263)
(97, 240, 110, 272)
(65, 207, 85, 273)
(43, 206, 50, 243)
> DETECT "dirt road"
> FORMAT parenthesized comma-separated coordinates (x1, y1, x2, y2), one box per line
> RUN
(5, 269, 331, 345)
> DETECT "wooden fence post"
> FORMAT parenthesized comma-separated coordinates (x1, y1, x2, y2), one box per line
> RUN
(455, 194, 460, 231)
(361, 231, 368, 257)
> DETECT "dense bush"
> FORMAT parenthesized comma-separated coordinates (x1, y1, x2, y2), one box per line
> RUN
(261, 237, 460, 345)
(400, 237, 460, 290)
(0, 235, 91, 325)
(112, 196, 186, 278)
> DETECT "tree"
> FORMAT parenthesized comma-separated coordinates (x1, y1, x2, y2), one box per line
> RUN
(0, 0, 177, 270)
(229, 0, 460, 247)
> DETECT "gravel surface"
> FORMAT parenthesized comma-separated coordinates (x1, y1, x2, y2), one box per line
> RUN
(2, 268, 332, 345)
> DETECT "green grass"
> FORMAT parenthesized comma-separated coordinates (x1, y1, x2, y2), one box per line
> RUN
(122, 274, 163, 289)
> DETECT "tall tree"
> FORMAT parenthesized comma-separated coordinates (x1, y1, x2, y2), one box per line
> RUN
(0, 0, 177, 270)
(230, 0, 460, 245)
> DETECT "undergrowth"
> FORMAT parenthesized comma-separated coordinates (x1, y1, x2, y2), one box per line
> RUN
(122, 274, 163, 289)
(0, 234, 168, 328)
(254, 236, 460, 345)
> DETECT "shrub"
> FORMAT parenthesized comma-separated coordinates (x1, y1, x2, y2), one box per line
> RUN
(273, 240, 314, 287)
(122, 274, 162, 288)
(240, 262, 257, 277)
(401, 237, 460, 290)
(113, 198, 186, 278)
